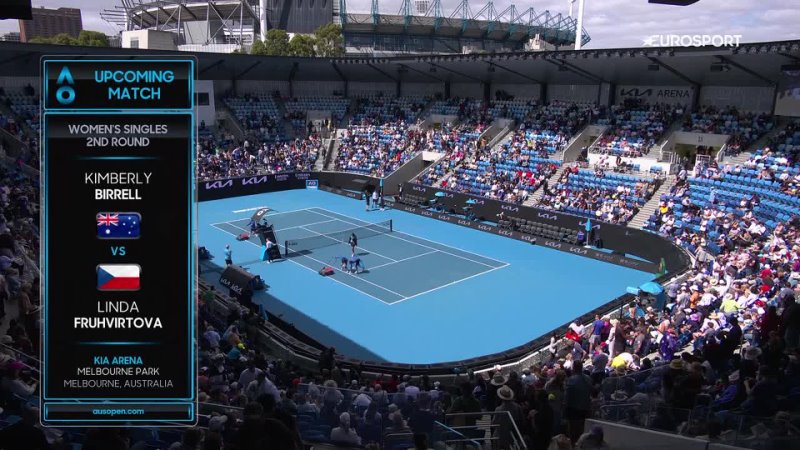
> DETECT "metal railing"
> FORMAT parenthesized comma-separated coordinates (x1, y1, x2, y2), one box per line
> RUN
(445, 411, 527, 450)
(432, 420, 484, 449)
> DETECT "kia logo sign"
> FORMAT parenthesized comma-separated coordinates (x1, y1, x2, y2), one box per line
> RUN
(521, 235, 536, 243)
(437, 214, 451, 222)
(537, 212, 558, 221)
(241, 175, 269, 185)
(412, 186, 426, 192)
(205, 180, 234, 190)
(477, 224, 492, 231)
(619, 88, 653, 97)
(569, 246, 588, 256)
(500, 204, 519, 212)
(544, 241, 562, 249)
(421, 210, 433, 217)
(457, 219, 470, 226)
(498, 229, 513, 237)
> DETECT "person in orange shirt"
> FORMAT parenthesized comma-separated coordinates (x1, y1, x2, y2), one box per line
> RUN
(689, 285, 701, 309)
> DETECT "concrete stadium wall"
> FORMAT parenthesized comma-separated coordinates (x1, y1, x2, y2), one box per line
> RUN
(584, 420, 751, 450)
(293, 80, 346, 97)
(584, 420, 708, 450)
(670, 131, 730, 148)
(0, 77, 37, 92)
(490, 83, 540, 100)
(234, 80, 290, 97)
(195, 80, 216, 127)
(616, 85, 693, 106)
(401, 82, 445, 98)
(700, 85, 775, 113)
(349, 82, 396, 97)
(548, 84, 599, 104)
(450, 82, 483, 99)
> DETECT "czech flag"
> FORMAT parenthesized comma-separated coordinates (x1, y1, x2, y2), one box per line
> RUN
(97, 264, 141, 291)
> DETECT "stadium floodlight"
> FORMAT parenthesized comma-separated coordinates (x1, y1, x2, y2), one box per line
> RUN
(574, 0, 585, 50)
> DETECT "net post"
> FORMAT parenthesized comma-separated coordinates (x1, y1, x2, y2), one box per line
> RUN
(284, 241, 288, 257)
(389, 219, 393, 233)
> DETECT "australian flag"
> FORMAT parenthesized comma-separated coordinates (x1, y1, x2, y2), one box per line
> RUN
(97, 212, 141, 239)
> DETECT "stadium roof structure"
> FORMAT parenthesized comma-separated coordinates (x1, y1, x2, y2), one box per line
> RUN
(340, 0, 590, 48)
(1, 40, 798, 87)
(101, 0, 260, 31)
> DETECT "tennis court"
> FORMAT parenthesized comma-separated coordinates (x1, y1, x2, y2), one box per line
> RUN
(199, 189, 655, 363)
(211, 207, 508, 304)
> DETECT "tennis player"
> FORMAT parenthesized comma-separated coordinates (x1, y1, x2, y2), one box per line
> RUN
(349, 254, 364, 274)
(349, 233, 358, 255)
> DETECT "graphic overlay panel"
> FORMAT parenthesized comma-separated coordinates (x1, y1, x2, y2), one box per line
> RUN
(41, 57, 196, 426)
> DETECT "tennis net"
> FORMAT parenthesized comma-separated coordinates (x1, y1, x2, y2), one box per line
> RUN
(283, 220, 393, 257)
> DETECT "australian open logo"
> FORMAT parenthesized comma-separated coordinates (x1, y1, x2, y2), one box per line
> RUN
(55, 66, 76, 105)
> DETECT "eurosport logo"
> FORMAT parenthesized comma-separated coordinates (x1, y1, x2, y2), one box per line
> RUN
(241, 175, 269, 186)
(643, 34, 742, 48)
(205, 180, 234, 190)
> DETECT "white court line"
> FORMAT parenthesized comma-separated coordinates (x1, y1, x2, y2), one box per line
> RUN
(368, 250, 439, 270)
(298, 226, 398, 263)
(210, 207, 316, 226)
(308, 208, 506, 269)
(211, 222, 401, 305)
(275, 219, 337, 233)
(232, 206, 269, 213)
(389, 263, 510, 305)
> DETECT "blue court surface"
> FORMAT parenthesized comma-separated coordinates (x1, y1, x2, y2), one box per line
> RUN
(200, 189, 655, 364)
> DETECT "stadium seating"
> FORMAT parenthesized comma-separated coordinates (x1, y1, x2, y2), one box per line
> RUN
(592, 103, 679, 157)
(681, 106, 773, 153)
(538, 166, 660, 224)
(223, 93, 286, 142)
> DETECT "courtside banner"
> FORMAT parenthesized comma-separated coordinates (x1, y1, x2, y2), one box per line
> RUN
(198, 172, 314, 201)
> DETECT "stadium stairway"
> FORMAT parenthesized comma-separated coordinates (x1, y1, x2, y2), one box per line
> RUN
(628, 175, 676, 229)
(523, 164, 569, 207)
(325, 130, 345, 170)
(215, 104, 246, 142)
